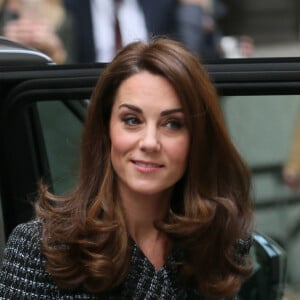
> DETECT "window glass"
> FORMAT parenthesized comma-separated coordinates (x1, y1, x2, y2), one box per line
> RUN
(37, 100, 86, 194)
(221, 95, 300, 292)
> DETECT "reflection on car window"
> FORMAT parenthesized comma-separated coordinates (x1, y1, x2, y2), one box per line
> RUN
(221, 95, 300, 293)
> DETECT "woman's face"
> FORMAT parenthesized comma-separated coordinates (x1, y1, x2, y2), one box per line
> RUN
(109, 71, 190, 199)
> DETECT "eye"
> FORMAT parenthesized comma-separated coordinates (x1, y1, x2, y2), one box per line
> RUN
(164, 119, 184, 130)
(122, 115, 141, 126)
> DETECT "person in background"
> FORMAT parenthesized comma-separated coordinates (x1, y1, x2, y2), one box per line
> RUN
(176, 0, 225, 59)
(0, 0, 73, 64)
(64, 0, 226, 64)
(220, 35, 254, 59)
(0, 37, 253, 299)
(63, 0, 178, 63)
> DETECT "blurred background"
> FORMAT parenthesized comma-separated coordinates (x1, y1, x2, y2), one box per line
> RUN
(1, 0, 300, 62)
(220, 0, 300, 58)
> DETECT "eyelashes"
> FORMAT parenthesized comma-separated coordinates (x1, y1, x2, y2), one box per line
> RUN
(122, 115, 141, 126)
(163, 119, 184, 130)
(121, 114, 185, 130)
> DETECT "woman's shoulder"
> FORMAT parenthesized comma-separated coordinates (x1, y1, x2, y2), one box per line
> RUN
(7, 219, 42, 244)
(11, 218, 42, 232)
(0, 219, 60, 298)
(1, 219, 44, 266)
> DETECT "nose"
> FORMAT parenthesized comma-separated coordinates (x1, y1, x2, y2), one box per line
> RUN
(139, 125, 161, 152)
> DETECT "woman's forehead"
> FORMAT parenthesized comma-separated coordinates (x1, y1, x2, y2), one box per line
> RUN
(113, 71, 182, 109)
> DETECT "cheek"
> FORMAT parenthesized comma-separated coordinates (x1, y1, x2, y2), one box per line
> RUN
(110, 134, 126, 175)
(110, 128, 136, 156)
(167, 136, 190, 165)
(110, 138, 124, 162)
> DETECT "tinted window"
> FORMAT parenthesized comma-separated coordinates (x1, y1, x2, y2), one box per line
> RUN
(221, 94, 300, 291)
(37, 100, 87, 194)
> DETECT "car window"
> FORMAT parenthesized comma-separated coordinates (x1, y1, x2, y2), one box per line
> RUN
(221, 94, 300, 292)
(37, 100, 87, 195)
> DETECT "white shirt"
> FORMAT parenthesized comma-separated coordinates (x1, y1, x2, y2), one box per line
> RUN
(91, 0, 148, 62)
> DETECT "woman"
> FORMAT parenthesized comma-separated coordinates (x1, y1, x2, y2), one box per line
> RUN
(0, 38, 253, 299)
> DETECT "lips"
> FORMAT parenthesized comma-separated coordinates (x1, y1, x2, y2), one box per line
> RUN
(131, 160, 164, 169)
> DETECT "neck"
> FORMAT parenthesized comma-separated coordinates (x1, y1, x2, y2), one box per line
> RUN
(120, 189, 171, 240)
(118, 187, 173, 270)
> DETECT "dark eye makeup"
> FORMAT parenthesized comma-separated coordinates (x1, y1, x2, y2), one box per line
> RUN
(164, 119, 184, 130)
(121, 115, 141, 126)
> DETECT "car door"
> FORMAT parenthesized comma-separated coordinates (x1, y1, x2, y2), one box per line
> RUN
(1, 40, 299, 299)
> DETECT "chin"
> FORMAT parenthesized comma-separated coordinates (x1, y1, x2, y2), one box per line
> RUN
(130, 184, 173, 197)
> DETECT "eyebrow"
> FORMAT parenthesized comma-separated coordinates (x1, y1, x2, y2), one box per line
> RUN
(160, 108, 183, 116)
(118, 103, 183, 116)
(119, 103, 142, 113)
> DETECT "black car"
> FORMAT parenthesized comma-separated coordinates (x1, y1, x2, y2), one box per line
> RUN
(0, 37, 293, 299)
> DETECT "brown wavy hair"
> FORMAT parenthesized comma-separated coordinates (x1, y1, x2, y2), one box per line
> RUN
(36, 37, 253, 299)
